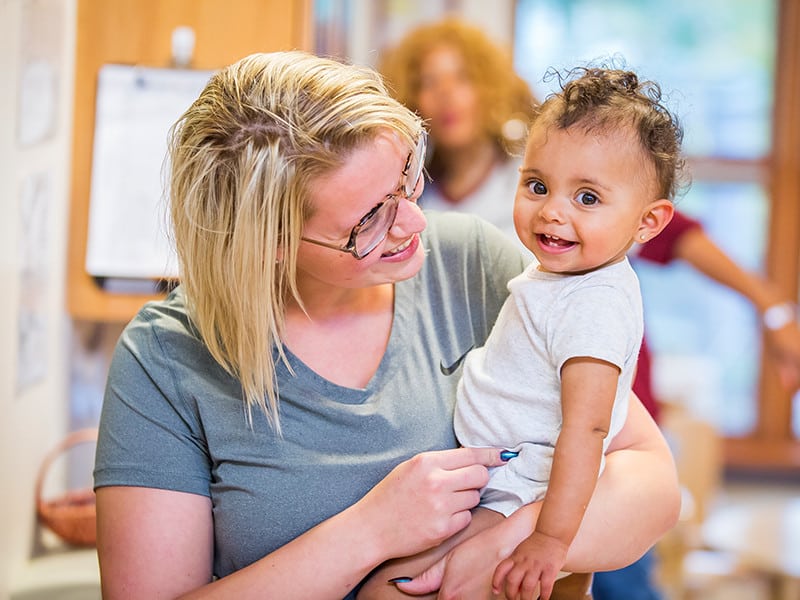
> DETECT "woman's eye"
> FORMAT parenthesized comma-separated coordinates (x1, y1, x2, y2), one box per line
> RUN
(528, 180, 547, 195)
(577, 191, 599, 206)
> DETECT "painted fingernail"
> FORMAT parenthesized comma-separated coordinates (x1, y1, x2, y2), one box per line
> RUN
(500, 450, 519, 461)
(388, 576, 413, 583)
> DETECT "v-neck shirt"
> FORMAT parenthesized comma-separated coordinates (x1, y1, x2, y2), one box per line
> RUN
(94, 210, 527, 590)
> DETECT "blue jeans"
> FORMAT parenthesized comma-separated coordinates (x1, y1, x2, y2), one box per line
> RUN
(592, 548, 663, 600)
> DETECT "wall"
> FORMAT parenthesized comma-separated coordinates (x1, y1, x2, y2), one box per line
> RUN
(0, 0, 77, 598)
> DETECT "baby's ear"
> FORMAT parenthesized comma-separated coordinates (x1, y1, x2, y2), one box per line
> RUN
(636, 199, 674, 245)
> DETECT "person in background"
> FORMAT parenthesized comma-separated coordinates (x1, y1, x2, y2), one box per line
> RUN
(93, 50, 680, 600)
(380, 17, 800, 600)
(360, 66, 680, 600)
(630, 210, 800, 421)
(378, 17, 537, 240)
(593, 208, 800, 600)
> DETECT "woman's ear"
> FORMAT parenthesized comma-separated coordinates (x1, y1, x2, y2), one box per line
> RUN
(636, 199, 674, 245)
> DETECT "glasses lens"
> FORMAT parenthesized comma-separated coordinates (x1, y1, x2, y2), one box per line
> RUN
(354, 197, 400, 257)
(402, 134, 426, 197)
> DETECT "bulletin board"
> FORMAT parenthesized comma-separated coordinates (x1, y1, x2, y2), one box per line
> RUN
(67, 0, 311, 322)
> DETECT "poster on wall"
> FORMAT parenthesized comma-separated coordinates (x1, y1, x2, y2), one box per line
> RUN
(17, 172, 51, 394)
(17, 0, 63, 147)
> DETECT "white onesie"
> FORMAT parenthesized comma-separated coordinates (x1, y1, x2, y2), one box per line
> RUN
(454, 258, 642, 516)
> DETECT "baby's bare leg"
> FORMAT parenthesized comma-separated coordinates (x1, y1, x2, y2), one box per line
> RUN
(357, 508, 503, 600)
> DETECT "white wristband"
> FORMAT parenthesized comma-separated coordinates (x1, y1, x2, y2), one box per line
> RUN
(762, 302, 797, 331)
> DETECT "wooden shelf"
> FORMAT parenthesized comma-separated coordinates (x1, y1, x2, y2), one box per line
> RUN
(67, 0, 311, 322)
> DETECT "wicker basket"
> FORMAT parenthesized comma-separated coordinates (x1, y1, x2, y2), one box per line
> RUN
(35, 428, 98, 547)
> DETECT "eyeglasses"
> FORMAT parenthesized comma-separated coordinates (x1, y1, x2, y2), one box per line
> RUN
(301, 132, 427, 260)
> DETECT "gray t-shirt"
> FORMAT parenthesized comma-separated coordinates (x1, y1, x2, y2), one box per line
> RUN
(94, 211, 527, 594)
(421, 157, 522, 241)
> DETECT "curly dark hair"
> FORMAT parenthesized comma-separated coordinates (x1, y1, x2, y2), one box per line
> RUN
(378, 18, 538, 158)
(535, 66, 690, 200)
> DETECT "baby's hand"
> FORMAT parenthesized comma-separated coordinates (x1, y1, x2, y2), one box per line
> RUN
(492, 530, 569, 600)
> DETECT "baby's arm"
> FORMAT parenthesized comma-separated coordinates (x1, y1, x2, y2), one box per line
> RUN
(493, 356, 620, 600)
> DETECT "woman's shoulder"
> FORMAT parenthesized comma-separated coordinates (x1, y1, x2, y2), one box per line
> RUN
(117, 286, 209, 367)
(420, 210, 528, 291)
(423, 209, 523, 258)
(124, 286, 193, 337)
(105, 286, 233, 429)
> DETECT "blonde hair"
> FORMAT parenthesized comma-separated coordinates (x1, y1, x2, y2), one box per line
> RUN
(378, 18, 537, 160)
(168, 51, 423, 431)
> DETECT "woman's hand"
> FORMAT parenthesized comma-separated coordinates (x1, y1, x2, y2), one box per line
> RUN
(393, 506, 524, 599)
(355, 447, 508, 562)
(764, 320, 800, 391)
(397, 396, 680, 597)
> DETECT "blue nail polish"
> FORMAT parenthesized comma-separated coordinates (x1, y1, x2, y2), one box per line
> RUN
(500, 450, 519, 461)
(388, 576, 413, 583)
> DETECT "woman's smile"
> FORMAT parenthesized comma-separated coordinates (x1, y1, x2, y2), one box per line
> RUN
(381, 233, 420, 260)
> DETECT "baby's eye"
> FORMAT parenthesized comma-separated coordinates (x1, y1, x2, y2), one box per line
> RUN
(527, 180, 547, 195)
(577, 191, 599, 206)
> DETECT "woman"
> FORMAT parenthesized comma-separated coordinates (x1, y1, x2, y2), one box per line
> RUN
(378, 18, 536, 240)
(93, 50, 680, 599)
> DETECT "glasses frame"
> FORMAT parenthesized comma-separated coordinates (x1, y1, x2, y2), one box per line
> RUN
(301, 132, 427, 260)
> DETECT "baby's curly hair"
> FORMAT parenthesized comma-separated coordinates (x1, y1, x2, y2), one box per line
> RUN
(378, 18, 537, 156)
(536, 66, 690, 201)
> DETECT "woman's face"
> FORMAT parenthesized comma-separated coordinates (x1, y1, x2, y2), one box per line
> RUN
(415, 43, 485, 152)
(297, 131, 428, 290)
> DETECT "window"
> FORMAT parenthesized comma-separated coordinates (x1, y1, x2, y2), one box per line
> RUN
(515, 0, 800, 469)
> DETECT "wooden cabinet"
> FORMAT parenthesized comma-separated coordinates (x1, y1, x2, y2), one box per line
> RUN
(67, 0, 311, 321)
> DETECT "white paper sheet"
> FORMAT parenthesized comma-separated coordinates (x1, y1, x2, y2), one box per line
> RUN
(85, 64, 214, 279)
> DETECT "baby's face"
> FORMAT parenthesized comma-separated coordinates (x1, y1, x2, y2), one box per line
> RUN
(513, 123, 660, 275)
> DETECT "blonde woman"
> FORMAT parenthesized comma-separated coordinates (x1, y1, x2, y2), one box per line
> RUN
(94, 51, 679, 599)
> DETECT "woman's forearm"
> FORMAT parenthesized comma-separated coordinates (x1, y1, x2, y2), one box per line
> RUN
(179, 447, 507, 599)
(181, 501, 384, 599)
(673, 227, 783, 312)
(97, 486, 385, 600)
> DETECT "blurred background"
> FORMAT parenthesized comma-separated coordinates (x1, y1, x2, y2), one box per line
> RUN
(1, 1, 798, 598)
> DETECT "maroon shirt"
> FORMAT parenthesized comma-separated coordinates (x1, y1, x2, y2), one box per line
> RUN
(632, 211, 703, 422)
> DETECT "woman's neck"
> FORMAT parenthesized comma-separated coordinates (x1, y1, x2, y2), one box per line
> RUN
(287, 282, 393, 321)
(433, 138, 501, 204)
(283, 282, 395, 388)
